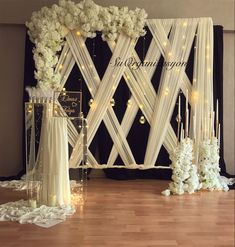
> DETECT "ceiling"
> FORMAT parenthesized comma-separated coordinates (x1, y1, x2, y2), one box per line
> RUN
(0, 0, 234, 30)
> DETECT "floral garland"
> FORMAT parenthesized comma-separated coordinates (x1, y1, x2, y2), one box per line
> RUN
(199, 137, 229, 191)
(162, 138, 201, 196)
(26, 0, 147, 89)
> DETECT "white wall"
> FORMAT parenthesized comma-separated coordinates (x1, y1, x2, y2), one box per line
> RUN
(0, 0, 234, 30)
(0, 0, 234, 176)
(0, 24, 26, 176)
(223, 31, 235, 174)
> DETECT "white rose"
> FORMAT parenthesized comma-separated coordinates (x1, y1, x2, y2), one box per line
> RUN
(82, 23, 91, 32)
(161, 189, 171, 196)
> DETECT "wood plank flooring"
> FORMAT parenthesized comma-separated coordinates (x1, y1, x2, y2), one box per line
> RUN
(0, 178, 234, 247)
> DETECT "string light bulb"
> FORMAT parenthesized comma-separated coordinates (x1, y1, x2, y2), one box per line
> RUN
(54, 104, 59, 115)
(88, 99, 94, 107)
(139, 115, 146, 124)
(127, 99, 132, 108)
(27, 104, 33, 113)
(168, 52, 172, 57)
(62, 87, 66, 96)
(164, 87, 170, 96)
(76, 31, 81, 36)
(110, 98, 115, 107)
(192, 91, 199, 101)
(176, 114, 181, 123)
(111, 41, 116, 48)
(59, 64, 63, 71)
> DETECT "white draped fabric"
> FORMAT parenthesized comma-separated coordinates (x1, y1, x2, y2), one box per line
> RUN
(45, 17, 214, 169)
(36, 103, 71, 206)
(190, 18, 214, 163)
(67, 32, 138, 168)
(145, 18, 199, 167)
(0, 200, 74, 227)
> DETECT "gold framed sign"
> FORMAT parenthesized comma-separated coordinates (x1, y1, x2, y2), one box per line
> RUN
(53, 90, 82, 119)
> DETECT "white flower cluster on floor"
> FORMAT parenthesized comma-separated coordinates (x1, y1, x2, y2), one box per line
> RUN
(162, 137, 232, 196)
(162, 138, 201, 196)
(199, 137, 229, 191)
(26, 0, 147, 89)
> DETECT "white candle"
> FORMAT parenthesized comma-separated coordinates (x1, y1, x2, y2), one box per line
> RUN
(185, 89, 189, 137)
(193, 115, 196, 140)
(218, 123, 221, 147)
(186, 89, 188, 111)
(195, 104, 197, 127)
(178, 95, 181, 118)
(29, 199, 37, 209)
(180, 123, 184, 141)
(211, 111, 215, 138)
(208, 113, 211, 140)
(216, 99, 219, 137)
(204, 116, 206, 140)
(49, 195, 56, 207)
(185, 109, 189, 137)
(177, 96, 181, 141)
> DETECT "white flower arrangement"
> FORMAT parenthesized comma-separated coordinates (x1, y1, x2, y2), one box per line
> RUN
(162, 138, 201, 196)
(26, 0, 147, 89)
(199, 137, 229, 191)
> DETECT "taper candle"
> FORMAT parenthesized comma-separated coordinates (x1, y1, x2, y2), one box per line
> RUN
(216, 99, 219, 137)
(29, 199, 37, 209)
(177, 95, 181, 141)
(49, 195, 56, 207)
(211, 111, 215, 138)
(186, 89, 188, 111)
(193, 115, 196, 140)
(178, 95, 181, 118)
(218, 123, 221, 147)
(180, 123, 184, 141)
(185, 109, 189, 137)
(185, 89, 189, 137)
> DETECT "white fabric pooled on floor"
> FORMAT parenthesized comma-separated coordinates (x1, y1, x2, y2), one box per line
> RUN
(0, 200, 75, 228)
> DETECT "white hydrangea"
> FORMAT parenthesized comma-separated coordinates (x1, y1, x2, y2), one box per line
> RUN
(199, 137, 229, 191)
(162, 138, 201, 196)
(26, 0, 147, 89)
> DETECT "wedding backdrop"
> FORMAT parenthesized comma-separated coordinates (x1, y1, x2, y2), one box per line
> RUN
(24, 17, 227, 173)
(0, 0, 234, 227)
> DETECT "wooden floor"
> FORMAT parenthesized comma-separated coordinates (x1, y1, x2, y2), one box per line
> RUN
(0, 178, 234, 247)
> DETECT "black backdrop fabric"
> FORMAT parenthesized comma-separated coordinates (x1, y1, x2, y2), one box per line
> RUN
(2, 25, 234, 184)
